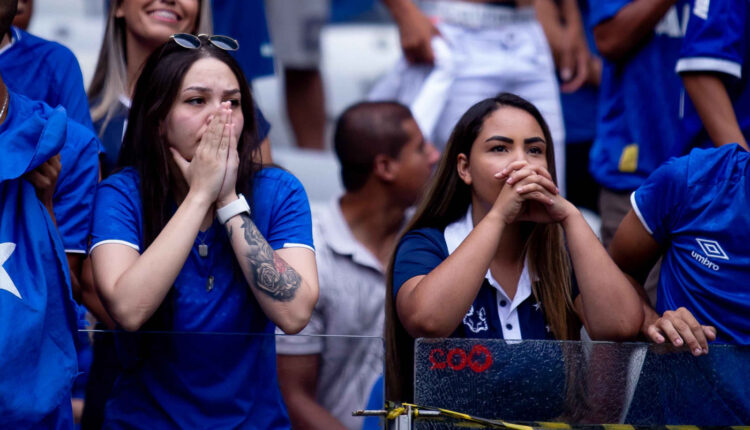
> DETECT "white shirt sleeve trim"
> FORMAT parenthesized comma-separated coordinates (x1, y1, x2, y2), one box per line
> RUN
(630, 192, 654, 236)
(89, 239, 140, 253)
(676, 57, 742, 79)
(64, 249, 87, 255)
(282, 243, 315, 252)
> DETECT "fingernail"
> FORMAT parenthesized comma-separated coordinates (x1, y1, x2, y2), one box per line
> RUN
(561, 68, 572, 81)
(674, 338, 683, 346)
(703, 348, 708, 354)
(694, 348, 702, 355)
(516, 186, 523, 192)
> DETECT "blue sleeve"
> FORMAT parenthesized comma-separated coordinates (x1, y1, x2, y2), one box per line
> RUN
(53, 124, 100, 254)
(255, 103, 270, 142)
(264, 171, 314, 251)
(676, 0, 747, 79)
(51, 46, 94, 130)
(89, 173, 142, 252)
(632, 156, 689, 245)
(589, 0, 631, 28)
(392, 228, 448, 299)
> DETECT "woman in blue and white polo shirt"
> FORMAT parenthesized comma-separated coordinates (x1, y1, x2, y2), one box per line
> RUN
(385, 93, 642, 403)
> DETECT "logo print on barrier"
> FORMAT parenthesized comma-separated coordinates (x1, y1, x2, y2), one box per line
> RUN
(462, 305, 488, 333)
(429, 344, 493, 373)
(695, 238, 729, 260)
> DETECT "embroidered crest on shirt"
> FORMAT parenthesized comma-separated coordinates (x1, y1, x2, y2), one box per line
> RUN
(463, 305, 488, 333)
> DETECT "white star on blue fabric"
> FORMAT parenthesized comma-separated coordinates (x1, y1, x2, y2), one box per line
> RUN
(533, 301, 542, 311)
(0, 243, 21, 299)
(545, 325, 551, 333)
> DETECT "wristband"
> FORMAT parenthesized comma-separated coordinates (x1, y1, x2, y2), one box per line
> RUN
(216, 194, 250, 224)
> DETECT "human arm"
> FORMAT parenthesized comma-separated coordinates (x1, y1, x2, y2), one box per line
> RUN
(609, 210, 716, 355)
(277, 354, 348, 430)
(217, 117, 317, 334)
(682, 74, 748, 150)
(381, 0, 440, 64)
(395, 162, 560, 338)
(495, 161, 642, 339)
(91, 108, 233, 331)
(592, 0, 676, 62)
(536, 0, 589, 92)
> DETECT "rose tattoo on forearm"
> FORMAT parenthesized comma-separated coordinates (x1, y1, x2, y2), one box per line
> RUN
(233, 214, 301, 301)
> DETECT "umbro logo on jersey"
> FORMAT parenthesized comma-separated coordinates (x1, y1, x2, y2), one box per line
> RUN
(690, 238, 728, 271)
(696, 238, 729, 260)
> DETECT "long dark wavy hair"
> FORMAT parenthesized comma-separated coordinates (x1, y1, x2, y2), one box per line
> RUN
(384, 93, 579, 402)
(117, 38, 261, 330)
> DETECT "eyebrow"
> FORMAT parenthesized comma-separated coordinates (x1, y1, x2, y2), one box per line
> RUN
(183, 86, 241, 96)
(485, 135, 546, 145)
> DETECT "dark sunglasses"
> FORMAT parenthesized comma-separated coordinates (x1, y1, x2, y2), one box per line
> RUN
(170, 33, 239, 51)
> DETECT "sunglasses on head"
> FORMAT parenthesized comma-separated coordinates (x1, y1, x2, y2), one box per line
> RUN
(170, 33, 239, 51)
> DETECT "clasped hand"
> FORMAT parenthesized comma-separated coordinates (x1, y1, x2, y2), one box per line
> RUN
(25, 153, 61, 210)
(170, 102, 239, 207)
(492, 161, 573, 225)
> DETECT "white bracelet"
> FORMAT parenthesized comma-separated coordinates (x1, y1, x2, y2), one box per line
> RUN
(216, 194, 250, 224)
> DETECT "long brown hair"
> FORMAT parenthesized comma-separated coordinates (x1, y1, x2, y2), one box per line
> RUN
(384, 93, 579, 402)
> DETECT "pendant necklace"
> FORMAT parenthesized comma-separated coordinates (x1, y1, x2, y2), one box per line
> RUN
(197, 230, 209, 258)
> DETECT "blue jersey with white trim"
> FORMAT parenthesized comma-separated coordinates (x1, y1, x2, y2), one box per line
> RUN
(0, 27, 93, 130)
(632, 144, 750, 345)
(676, 0, 750, 148)
(589, 0, 704, 192)
(90, 167, 313, 429)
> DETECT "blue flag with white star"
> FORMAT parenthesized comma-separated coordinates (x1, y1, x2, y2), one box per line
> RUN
(0, 91, 79, 427)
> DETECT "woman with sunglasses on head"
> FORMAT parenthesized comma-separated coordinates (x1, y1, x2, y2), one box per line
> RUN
(88, 35, 319, 428)
(385, 93, 643, 404)
(88, 0, 272, 176)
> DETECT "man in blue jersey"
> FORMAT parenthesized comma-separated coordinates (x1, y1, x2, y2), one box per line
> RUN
(589, 0, 701, 254)
(676, 0, 750, 151)
(610, 144, 749, 348)
(0, 56, 80, 430)
(609, 144, 750, 423)
(0, 3, 92, 129)
(0, 0, 106, 325)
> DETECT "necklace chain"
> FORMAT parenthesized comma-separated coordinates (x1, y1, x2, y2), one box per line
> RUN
(0, 90, 8, 122)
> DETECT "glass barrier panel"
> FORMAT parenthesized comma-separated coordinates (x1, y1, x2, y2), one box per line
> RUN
(414, 338, 750, 427)
(74, 330, 385, 429)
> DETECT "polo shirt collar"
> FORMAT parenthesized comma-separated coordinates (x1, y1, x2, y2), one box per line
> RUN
(443, 205, 532, 313)
(319, 197, 383, 273)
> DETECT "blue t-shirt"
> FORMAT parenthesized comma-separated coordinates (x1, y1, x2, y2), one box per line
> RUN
(589, 0, 705, 191)
(393, 227, 558, 340)
(632, 144, 750, 344)
(675, 0, 750, 148)
(0, 27, 93, 130)
(90, 166, 313, 429)
(96, 101, 272, 177)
